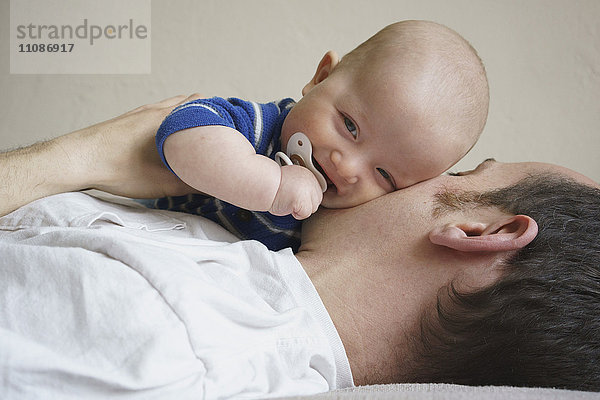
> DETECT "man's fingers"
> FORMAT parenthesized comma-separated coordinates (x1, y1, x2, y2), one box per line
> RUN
(122, 94, 202, 117)
(179, 93, 203, 105)
(157, 94, 189, 107)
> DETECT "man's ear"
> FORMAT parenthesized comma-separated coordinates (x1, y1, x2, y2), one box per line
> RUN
(302, 50, 340, 96)
(429, 215, 538, 252)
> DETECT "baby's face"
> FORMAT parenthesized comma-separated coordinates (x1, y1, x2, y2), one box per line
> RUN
(281, 62, 471, 209)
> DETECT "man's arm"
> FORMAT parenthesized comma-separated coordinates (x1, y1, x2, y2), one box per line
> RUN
(0, 137, 87, 216)
(0, 95, 198, 217)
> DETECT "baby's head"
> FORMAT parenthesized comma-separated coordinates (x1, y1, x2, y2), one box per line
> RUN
(281, 20, 489, 208)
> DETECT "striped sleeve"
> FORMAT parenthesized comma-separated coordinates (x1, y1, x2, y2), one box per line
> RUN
(155, 97, 291, 176)
(155, 97, 253, 174)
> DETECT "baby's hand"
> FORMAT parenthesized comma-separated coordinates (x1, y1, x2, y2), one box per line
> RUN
(270, 165, 323, 220)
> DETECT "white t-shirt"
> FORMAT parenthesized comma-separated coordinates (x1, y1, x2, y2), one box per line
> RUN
(0, 192, 353, 399)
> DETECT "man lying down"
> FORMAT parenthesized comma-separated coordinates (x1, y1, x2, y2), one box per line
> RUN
(1, 161, 599, 398)
(1, 99, 599, 398)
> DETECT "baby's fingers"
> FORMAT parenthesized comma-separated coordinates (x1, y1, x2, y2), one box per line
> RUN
(292, 201, 313, 220)
(293, 190, 322, 220)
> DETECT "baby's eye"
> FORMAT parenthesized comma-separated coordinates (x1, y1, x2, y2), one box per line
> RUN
(377, 168, 396, 189)
(344, 116, 358, 139)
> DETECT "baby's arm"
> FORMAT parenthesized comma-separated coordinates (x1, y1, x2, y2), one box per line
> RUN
(163, 126, 322, 219)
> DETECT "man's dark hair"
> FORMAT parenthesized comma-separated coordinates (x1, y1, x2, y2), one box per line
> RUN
(409, 174, 600, 391)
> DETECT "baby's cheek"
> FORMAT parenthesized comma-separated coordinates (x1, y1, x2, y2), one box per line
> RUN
(320, 189, 352, 209)
(319, 190, 338, 209)
(320, 188, 386, 209)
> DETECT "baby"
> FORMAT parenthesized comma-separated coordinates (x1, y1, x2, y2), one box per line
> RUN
(150, 20, 489, 251)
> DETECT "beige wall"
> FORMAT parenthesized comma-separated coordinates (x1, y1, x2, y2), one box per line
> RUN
(1, 0, 599, 181)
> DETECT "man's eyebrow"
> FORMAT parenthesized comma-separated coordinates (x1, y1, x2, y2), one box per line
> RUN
(475, 158, 496, 171)
(445, 158, 497, 177)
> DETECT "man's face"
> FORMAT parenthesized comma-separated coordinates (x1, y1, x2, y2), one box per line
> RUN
(307, 159, 599, 297)
(299, 160, 596, 381)
(357, 158, 597, 224)
(281, 61, 471, 209)
(304, 158, 597, 253)
(298, 160, 597, 381)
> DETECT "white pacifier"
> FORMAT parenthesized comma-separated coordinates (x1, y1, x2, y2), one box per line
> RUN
(275, 132, 328, 192)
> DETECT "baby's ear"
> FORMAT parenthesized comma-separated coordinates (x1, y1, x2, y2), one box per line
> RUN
(428, 215, 538, 253)
(302, 50, 340, 95)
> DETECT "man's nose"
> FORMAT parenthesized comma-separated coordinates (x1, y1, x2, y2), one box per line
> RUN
(330, 150, 359, 184)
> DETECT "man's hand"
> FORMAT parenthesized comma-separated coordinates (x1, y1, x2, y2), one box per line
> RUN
(88, 94, 203, 198)
(0, 95, 201, 216)
(270, 165, 323, 220)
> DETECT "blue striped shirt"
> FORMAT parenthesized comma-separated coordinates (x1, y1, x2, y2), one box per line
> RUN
(151, 97, 302, 252)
